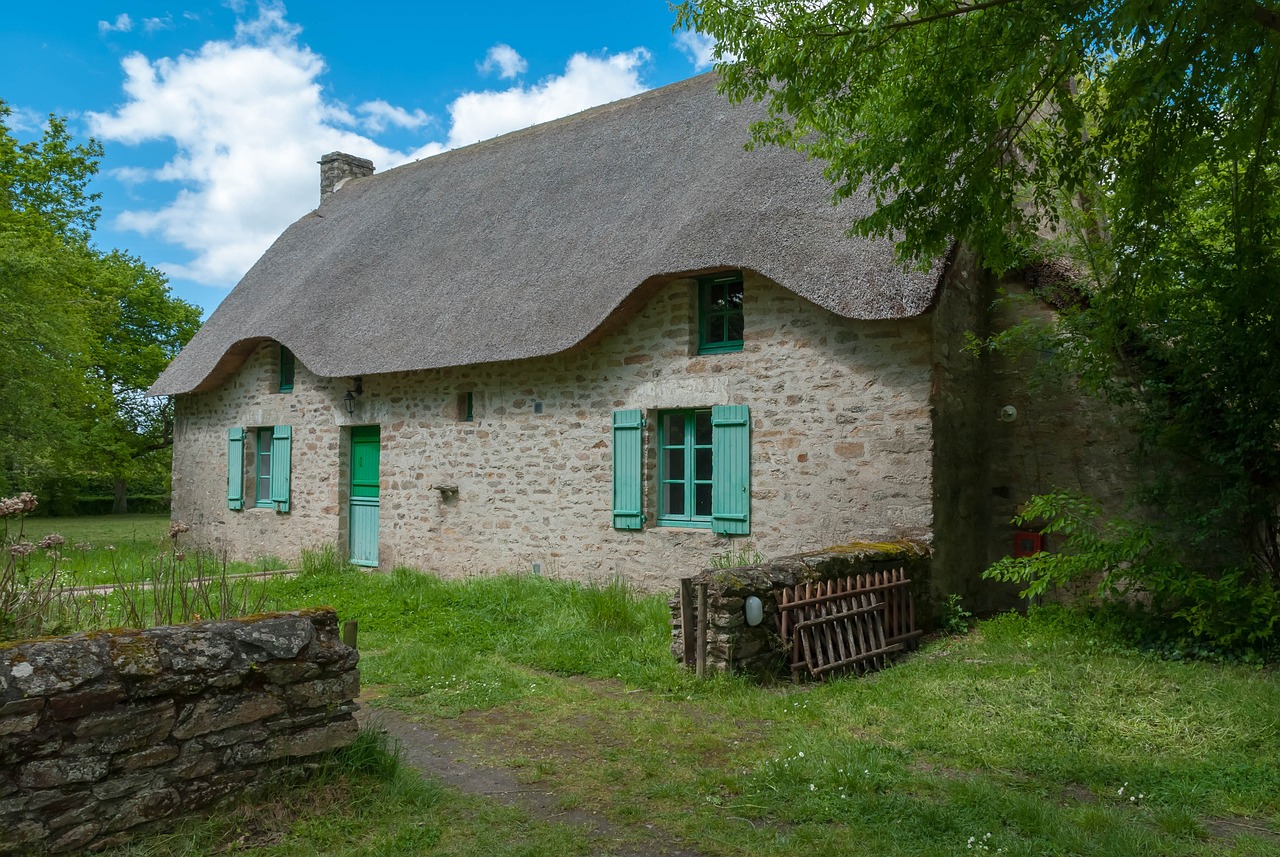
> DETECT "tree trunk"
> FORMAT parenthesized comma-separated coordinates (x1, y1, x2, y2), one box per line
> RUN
(113, 476, 128, 515)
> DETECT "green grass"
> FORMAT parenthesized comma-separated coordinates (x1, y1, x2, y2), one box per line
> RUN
(99, 729, 595, 857)
(8, 514, 288, 586)
(250, 567, 1280, 856)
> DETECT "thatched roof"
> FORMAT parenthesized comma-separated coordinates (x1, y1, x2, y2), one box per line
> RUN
(152, 73, 942, 396)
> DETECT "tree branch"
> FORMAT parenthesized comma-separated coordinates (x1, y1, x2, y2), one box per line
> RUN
(885, 0, 1027, 31)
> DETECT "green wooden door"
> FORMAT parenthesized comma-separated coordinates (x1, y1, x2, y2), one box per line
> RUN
(349, 425, 380, 567)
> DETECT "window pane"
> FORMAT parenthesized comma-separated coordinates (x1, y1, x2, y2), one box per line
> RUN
(708, 282, 725, 308)
(704, 320, 725, 344)
(695, 483, 712, 517)
(665, 448, 685, 479)
(726, 281, 743, 308)
(665, 482, 685, 516)
(695, 447, 713, 481)
(663, 412, 685, 445)
(727, 311, 744, 343)
(694, 411, 713, 445)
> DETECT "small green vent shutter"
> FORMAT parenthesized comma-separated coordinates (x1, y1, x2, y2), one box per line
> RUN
(269, 425, 292, 513)
(227, 427, 245, 510)
(711, 405, 750, 535)
(612, 409, 644, 530)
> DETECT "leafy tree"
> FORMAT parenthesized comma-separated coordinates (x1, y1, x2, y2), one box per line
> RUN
(679, 1, 1280, 645)
(0, 103, 201, 511)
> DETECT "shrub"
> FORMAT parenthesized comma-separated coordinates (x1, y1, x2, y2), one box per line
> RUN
(984, 492, 1279, 655)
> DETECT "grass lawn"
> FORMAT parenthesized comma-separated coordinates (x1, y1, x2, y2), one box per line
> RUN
(104, 565, 1279, 856)
(10, 514, 287, 586)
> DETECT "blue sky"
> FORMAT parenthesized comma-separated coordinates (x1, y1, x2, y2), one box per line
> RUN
(2, 2, 717, 315)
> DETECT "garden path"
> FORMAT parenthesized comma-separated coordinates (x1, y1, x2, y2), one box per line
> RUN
(357, 705, 708, 857)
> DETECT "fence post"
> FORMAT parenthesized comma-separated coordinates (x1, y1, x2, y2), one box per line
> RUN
(696, 582, 708, 679)
(342, 619, 358, 650)
(680, 578, 696, 668)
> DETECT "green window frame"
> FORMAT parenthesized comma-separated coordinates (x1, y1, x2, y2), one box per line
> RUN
(254, 427, 274, 507)
(658, 409, 715, 528)
(278, 345, 295, 392)
(697, 271, 744, 354)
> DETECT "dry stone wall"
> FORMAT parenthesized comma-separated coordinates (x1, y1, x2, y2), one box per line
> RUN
(669, 542, 931, 678)
(0, 609, 359, 854)
(172, 271, 937, 589)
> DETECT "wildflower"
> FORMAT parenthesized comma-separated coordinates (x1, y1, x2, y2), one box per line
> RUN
(174, 552, 186, 562)
(797, 751, 804, 758)
(38, 533, 65, 549)
(104, 545, 116, 552)
(74, 542, 91, 551)
(9, 542, 36, 557)
(168, 521, 191, 539)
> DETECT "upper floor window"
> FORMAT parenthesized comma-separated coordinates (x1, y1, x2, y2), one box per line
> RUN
(697, 271, 744, 354)
(255, 427, 274, 507)
(278, 345, 295, 392)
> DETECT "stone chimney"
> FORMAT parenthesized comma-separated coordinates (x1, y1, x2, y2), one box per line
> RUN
(319, 152, 375, 199)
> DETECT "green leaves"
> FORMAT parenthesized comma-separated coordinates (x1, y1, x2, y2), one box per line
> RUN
(681, 0, 1280, 636)
(0, 103, 202, 505)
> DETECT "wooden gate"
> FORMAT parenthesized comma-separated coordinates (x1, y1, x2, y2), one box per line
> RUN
(777, 568, 920, 680)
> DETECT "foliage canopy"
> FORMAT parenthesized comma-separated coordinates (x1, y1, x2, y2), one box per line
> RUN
(0, 103, 202, 510)
(679, 0, 1280, 647)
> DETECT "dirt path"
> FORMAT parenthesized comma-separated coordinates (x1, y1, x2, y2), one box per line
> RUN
(356, 704, 709, 857)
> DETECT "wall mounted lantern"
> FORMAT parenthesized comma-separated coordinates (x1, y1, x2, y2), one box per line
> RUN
(343, 376, 363, 414)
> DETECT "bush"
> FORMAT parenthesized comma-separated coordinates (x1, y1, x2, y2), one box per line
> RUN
(983, 492, 1279, 656)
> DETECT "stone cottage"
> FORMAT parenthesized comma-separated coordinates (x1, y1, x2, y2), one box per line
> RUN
(150, 73, 1127, 608)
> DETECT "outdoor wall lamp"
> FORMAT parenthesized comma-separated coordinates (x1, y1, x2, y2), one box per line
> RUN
(343, 377, 363, 414)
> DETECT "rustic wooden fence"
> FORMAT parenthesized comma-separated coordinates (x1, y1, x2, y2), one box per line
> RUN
(776, 568, 921, 680)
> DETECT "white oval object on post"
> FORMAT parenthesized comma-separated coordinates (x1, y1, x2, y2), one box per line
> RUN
(744, 595, 764, 626)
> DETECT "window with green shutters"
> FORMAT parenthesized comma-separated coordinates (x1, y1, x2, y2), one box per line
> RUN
(610, 405, 750, 534)
(697, 271, 744, 354)
(278, 346, 295, 392)
(227, 425, 291, 513)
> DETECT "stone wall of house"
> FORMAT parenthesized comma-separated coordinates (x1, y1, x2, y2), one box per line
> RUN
(983, 275, 1134, 576)
(0, 609, 359, 854)
(668, 541, 931, 679)
(172, 270, 938, 589)
(928, 251, 1134, 614)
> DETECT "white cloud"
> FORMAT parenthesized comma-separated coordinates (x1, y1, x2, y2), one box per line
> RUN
(99, 14, 133, 35)
(478, 44, 528, 79)
(143, 16, 174, 33)
(355, 100, 432, 134)
(88, 5, 651, 288)
(675, 31, 719, 71)
(446, 49, 650, 149)
(4, 106, 46, 133)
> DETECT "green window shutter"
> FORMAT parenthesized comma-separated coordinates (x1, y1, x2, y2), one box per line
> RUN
(227, 427, 245, 510)
(612, 409, 644, 530)
(270, 425, 292, 513)
(711, 405, 750, 535)
(278, 346, 295, 392)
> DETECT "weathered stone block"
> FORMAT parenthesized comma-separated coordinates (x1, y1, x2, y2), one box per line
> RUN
(0, 712, 40, 736)
(49, 684, 127, 720)
(48, 821, 99, 853)
(284, 671, 360, 710)
(0, 698, 43, 718)
(257, 660, 322, 684)
(20, 755, 110, 789)
(93, 771, 159, 801)
(230, 616, 315, 659)
(114, 744, 180, 772)
(263, 718, 358, 761)
(102, 786, 180, 833)
(172, 692, 284, 740)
